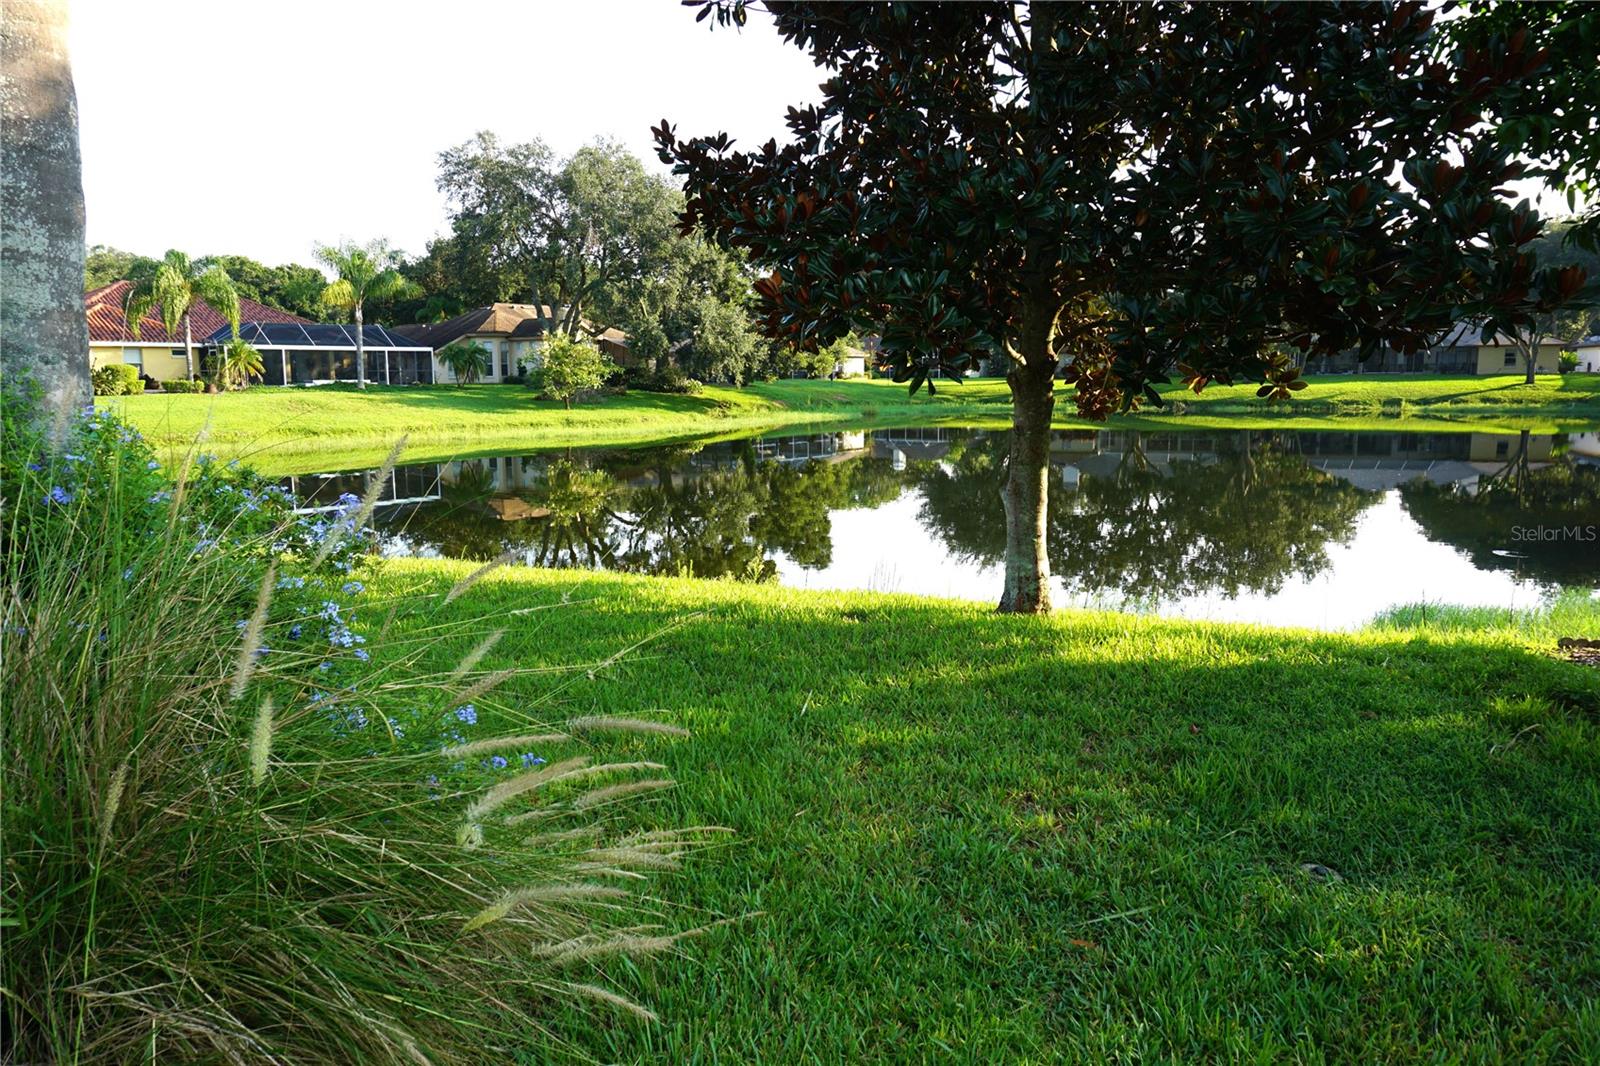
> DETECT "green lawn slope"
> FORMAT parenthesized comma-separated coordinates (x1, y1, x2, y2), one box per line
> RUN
(102, 374, 1600, 473)
(366, 561, 1600, 1063)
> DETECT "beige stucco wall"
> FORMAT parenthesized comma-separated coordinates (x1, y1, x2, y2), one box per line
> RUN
(1473, 343, 1562, 375)
(91, 342, 189, 380)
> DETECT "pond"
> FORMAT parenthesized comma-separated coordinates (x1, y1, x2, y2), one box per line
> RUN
(275, 426, 1600, 629)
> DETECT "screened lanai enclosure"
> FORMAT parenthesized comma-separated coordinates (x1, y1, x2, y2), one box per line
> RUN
(204, 322, 435, 385)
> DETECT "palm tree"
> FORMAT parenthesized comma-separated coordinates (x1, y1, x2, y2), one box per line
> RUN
(124, 251, 241, 382)
(314, 240, 414, 389)
(212, 337, 265, 390)
(436, 340, 489, 386)
(0, 0, 92, 422)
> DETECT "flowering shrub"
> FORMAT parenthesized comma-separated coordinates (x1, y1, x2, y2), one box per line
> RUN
(2, 395, 714, 1064)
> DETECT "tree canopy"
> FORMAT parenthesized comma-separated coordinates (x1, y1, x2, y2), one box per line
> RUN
(656, 0, 1591, 610)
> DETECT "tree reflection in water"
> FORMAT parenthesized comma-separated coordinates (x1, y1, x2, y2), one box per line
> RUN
(914, 430, 1378, 599)
(1401, 431, 1600, 586)
(366, 427, 1595, 600)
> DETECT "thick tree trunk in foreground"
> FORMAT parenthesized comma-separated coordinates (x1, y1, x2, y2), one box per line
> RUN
(999, 327, 1058, 614)
(0, 0, 90, 424)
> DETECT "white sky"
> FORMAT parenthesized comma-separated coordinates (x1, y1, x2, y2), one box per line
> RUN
(70, 0, 1574, 272)
(68, 0, 825, 267)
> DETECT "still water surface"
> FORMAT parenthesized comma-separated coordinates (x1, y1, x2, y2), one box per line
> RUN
(276, 426, 1600, 629)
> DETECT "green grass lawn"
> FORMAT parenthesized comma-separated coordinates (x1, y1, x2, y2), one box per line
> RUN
(102, 374, 1600, 472)
(366, 561, 1600, 1063)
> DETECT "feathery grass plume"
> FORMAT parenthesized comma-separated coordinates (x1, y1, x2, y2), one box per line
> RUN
(309, 435, 406, 569)
(461, 883, 630, 934)
(566, 715, 690, 738)
(563, 983, 658, 1023)
(572, 778, 675, 811)
(164, 416, 212, 535)
(250, 695, 275, 786)
(229, 562, 276, 701)
(98, 759, 130, 853)
(462, 756, 592, 827)
(539, 918, 740, 966)
(449, 628, 505, 682)
(576, 847, 683, 871)
(443, 547, 519, 605)
(519, 826, 602, 848)
(441, 732, 569, 760)
(455, 667, 517, 707)
(497, 762, 671, 826)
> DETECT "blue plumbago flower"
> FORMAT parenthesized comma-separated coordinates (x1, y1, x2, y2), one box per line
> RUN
(26, 461, 43, 471)
(122, 567, 134, 581)
(341, 581, 365, 596)
(45, 486, 73, 505)
(520, 753, 546, 768)
(235, 619, 249, 630)
(352, 649, 369, 662)
(454, 704, 477, 726)
(288, 624, 302, 640)
(426, 774, 440, 787)
(319, 601, 342, 620)
(150, 491, 171, 504)
(255, 645, 271, 657)
(191, 539, 216, 554)
(197, 454, 214, 466)
(489, 755, 509, 770)
(387, 716, 405, 739)
(63, 452, 85, 462)
(318, 661, 333, 672)
(276, 576, 306, 590)
(146, 460, 160, 470)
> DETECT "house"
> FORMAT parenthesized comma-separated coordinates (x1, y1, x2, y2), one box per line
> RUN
(86, 280, 310, 382)
(397, 304, 633, 383)
(1570, 336, 1600, 373)
(208, 322, 436, 385)
(1306, 322, 1569, 375)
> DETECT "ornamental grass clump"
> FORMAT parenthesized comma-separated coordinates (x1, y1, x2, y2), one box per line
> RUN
(1, 397, 720, 1063)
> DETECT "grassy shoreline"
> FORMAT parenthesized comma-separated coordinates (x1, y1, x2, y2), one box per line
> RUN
(102, 374, 1600, 470)
(367, 560, 1600, 1062)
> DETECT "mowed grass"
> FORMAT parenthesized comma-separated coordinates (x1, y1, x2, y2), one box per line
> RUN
(367, 561, 1600, 1063)
(102, 373, 1600, 471)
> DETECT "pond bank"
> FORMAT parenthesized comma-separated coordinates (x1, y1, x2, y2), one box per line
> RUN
(366, 560, 1600, 1062)
(101, 374, 1600, 469)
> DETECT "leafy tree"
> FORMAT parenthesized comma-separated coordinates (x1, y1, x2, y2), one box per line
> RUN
(125, 251, 242, 382)
(436, 339, 489, 386)
(206, 254, 329, 320)
(658, 2, 1581, 611)
(2, 0, 91, 421)
(314, 240, 416, 390)
(84, 245, 156, 291)
(533, 334, 616, 409)
(1453, 2, 1600, 247)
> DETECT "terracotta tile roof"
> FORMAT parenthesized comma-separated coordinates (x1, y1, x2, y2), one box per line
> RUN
(85, 280, 311, 344)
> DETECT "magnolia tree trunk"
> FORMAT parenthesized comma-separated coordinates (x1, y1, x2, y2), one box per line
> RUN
(998, 307, 1059, 613)
(0, 0, 90, 424)
(355, 303, 367, 389)
(184, 313, 197, 383)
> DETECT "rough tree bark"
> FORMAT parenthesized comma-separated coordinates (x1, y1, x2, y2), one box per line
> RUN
(1, 0, 90, 425)
(998, 298, 1059, 614)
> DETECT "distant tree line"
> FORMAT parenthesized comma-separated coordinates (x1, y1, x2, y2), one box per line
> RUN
(85, 140, 879, 388)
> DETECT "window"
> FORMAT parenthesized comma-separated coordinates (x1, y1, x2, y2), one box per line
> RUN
(500, 341, 511, 379)
(1495, 439, 1510, 458)
(121, 347, 143, 369)
(1504, 350, 1517, 367)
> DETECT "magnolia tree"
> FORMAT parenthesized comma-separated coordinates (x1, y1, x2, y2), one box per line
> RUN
(657, 1, 1587, 612)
